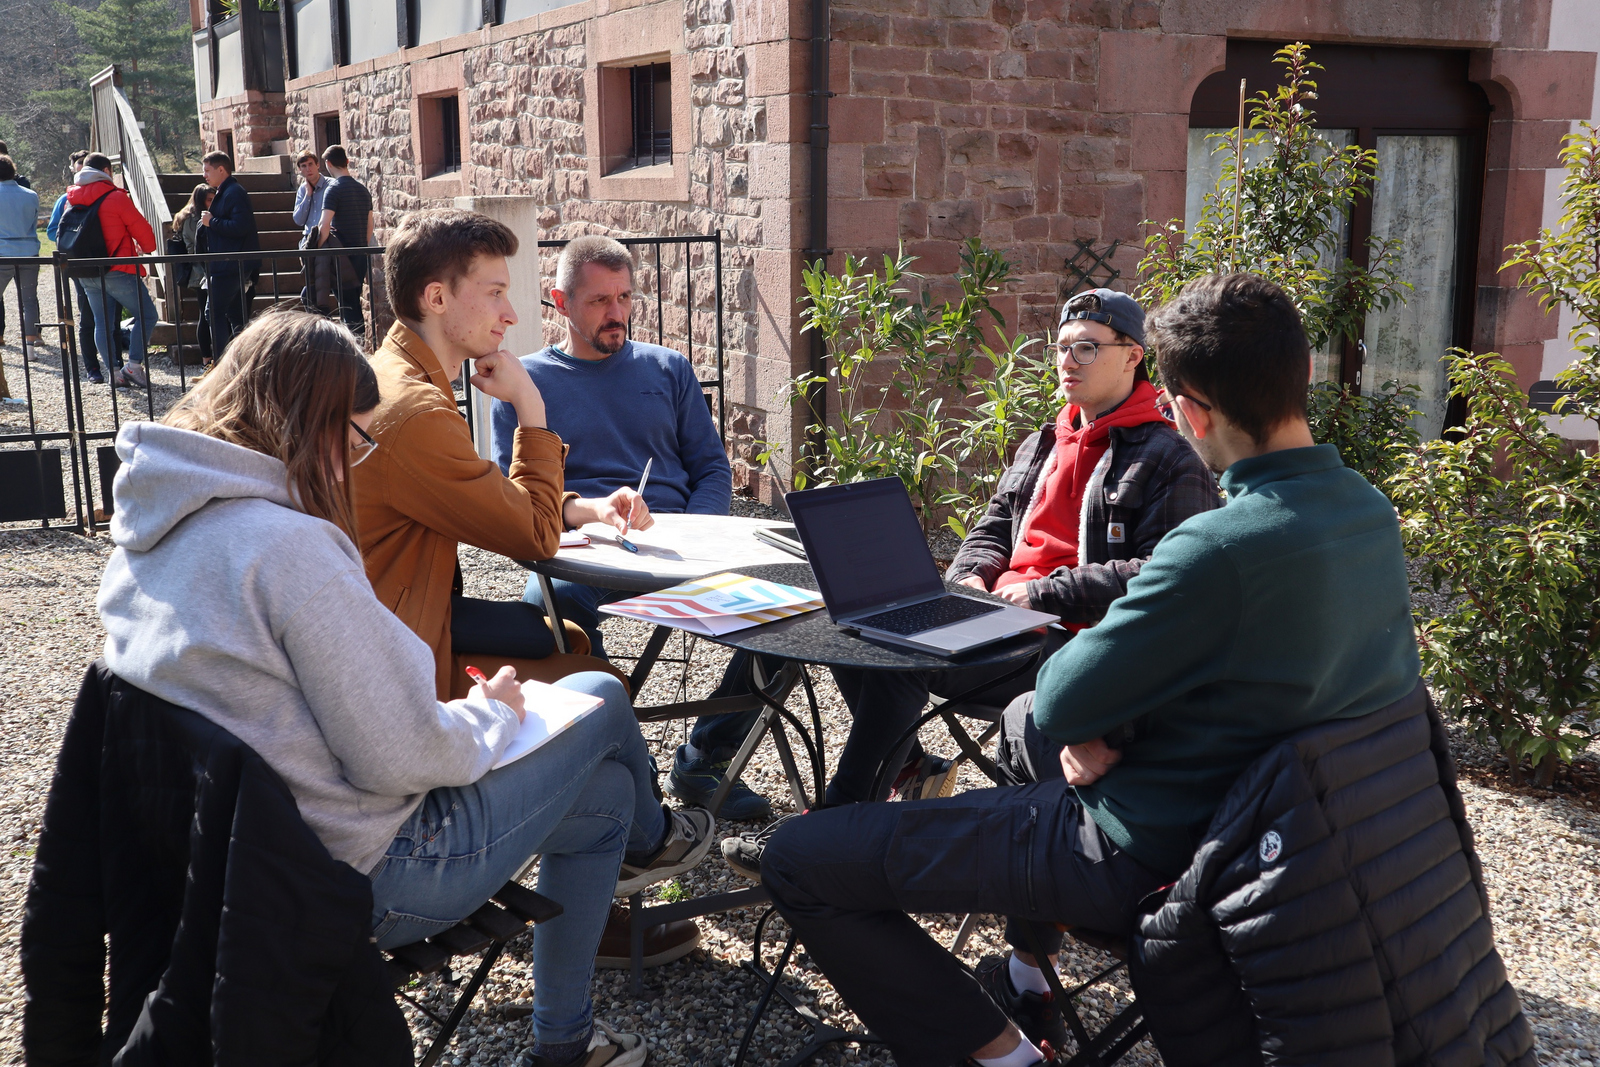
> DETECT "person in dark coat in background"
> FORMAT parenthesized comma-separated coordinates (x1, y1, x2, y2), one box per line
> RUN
(199, 149, 259, 357)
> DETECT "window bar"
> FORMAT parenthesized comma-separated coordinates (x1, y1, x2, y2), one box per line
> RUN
(648, 64, 656, 166)
(655, 241, 664, 346)
(713, 233, 725, 441)
(175, 253, 189, 392)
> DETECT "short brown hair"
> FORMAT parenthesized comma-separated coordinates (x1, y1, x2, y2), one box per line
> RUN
(0, 157, 14, 183)
(164, 310, 380, 539)
(295, 149, 319, 167)
(385, 209, 519, 322)
(202, 150, 234, 173)
(1150, 273, 1310, 445)
(555, 235, 634, 295)
(322, 144, 348, 169)
(84, 152, 112, 173)
(70, 150, 89, 169)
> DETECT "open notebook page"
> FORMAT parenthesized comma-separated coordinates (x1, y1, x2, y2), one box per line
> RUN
(491, 680, 606, 770)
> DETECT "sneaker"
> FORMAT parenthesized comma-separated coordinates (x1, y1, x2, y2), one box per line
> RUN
(115, 364, 148, 389)
(615, 805, 714, 897)
(719, 811, 803, 882)
(594, 903, 700, 969)
(975, 954, 1069, 1055)
(517, 1020, 647, 1067)
(891, 753, 957, 801)
(1, 396, 24, 406)
(666, 744, 772, 822)
(86, 374, 105, 385)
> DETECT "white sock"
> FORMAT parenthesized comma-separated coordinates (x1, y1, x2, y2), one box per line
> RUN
(684, 741, 710, 763)
(1009, 952, 1051, 995)
(973, 1035, 1044, 1067)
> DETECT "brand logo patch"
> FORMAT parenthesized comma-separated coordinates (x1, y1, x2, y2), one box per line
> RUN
(1106, 522, 1126, 543)
(1259, 830, 1283, 865)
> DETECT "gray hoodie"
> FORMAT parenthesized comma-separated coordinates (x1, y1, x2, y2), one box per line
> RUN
(98, 422, 520, 874)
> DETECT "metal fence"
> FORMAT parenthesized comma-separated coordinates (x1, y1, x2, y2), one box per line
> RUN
(2, 233, 728, 533)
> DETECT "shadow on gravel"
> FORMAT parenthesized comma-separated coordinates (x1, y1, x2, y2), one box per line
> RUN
(1517, 990, 1600, 1065)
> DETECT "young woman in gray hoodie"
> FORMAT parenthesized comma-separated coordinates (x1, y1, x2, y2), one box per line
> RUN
(96, 311, 710, 1067)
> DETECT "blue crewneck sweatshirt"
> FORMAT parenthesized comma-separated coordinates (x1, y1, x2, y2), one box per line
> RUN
(1033, 444, 1420, 877)
(491, 341, 732, 515)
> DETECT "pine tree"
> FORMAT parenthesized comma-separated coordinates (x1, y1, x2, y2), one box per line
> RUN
(31, 0, 197, 170)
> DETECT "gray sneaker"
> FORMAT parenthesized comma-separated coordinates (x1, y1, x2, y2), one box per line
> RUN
(719, 811, 804, 882)
(518, 1019, 648, 1067)
(615, 805, 714, 897)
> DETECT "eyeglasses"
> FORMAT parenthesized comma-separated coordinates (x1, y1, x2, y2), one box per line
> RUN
(350, 420, 377, 466)
(1044, 340, 1137, 367)
(1155, 389, 1213, 423)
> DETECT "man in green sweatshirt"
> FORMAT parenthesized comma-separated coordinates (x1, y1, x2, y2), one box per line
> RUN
(760, 273, 1421, 1067)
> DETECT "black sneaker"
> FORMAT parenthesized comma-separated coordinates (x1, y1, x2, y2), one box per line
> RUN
(719, 811, 803, 881)
(615, 805, 714, 897)
(666, 744, 772, 821)
(975, 954, 1069, 1055)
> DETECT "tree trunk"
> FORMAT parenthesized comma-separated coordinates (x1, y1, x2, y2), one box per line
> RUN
(1534, 749, 1560, 788)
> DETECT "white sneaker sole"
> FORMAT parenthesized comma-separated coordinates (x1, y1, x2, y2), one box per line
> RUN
(613, 811, 715, 897)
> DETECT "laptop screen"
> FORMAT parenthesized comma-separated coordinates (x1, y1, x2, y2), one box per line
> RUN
(785, 477, 946, 619)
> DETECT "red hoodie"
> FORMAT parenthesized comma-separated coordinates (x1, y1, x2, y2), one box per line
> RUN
(994, 380, 1169, 621)
(65, 178, 156, 276)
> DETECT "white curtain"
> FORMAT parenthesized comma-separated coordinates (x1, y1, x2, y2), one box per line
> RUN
(1186, 128, 1354, 383)
(1361, 136, 1460, 440)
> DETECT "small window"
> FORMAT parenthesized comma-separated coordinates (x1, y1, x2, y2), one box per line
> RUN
(316, 114, 341, 155)
(438, 97, 461, 171)
(630, 62, 671, 168)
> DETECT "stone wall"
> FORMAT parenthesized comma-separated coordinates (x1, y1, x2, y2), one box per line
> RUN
(279, 0, 807, 500)
(199, 90, 291, 160)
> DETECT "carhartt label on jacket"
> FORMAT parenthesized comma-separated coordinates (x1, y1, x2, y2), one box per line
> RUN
(1107, 522, 1126, 543)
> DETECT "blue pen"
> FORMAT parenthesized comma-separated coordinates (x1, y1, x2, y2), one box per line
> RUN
(617, 458, 653, 553)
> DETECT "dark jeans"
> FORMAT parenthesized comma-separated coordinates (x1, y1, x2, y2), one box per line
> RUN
(208, 271, 248, 357)
(69, 278, 118, 378)
(826, 627, 1069, 805)
(522, 574, 777, 754)
(336, 285, 365, 338)
(762, 778, 1166, 1067)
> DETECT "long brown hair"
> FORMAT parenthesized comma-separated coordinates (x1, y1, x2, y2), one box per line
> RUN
(164, 310, 380, 537)
(172, 183, 212, 229)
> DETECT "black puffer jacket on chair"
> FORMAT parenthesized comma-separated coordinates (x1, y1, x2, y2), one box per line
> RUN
(1129, 680, 1537, 1067)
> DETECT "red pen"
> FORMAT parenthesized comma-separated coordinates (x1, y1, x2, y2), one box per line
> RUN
(465, 666, 490, 687)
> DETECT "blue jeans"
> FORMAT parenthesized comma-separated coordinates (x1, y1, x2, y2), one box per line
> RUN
(522, 575, 771, 754)
(78, 271, 156, 368)
(368, 673, 665, 1046)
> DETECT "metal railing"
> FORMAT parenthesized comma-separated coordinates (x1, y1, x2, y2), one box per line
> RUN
(89, 66, 172, 243)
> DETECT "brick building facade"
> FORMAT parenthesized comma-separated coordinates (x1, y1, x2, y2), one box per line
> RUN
(190, 0, 1600, 498)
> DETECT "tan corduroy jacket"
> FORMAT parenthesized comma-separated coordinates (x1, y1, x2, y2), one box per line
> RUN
(353, 322, 579, 699)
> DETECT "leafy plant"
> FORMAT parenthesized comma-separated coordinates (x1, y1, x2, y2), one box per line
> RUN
(1307, 378, 1421, 489)
(1136, 42, 1409, 359)
(1389, 126, 1600, 786)
(218, 0, 280, 18)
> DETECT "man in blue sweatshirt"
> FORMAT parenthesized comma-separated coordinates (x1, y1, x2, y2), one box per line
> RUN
(490, 236, 778, 819)
(759, 273, 1421, 1067)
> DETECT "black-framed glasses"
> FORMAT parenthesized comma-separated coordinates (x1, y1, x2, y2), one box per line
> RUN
(350, 420, 377, 466)
(1156, 389, 1213, 422)
(1044, 340, 1137, 366)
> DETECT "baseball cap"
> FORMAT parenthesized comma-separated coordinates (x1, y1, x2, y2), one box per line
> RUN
(1059, 288, 1145, 348)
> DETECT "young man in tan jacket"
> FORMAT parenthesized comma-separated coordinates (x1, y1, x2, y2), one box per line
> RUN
(353, 209, 711, 982)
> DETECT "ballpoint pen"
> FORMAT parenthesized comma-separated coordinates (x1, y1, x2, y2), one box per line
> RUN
(617, 458, 652, 553)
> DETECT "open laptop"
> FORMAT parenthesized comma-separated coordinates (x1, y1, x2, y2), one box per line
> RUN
(785, 477, 1057, 656)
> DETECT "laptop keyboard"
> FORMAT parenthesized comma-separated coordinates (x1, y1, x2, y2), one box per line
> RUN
(855, 596, 1003, 636)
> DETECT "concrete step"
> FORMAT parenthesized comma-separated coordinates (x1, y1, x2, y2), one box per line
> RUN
(159, 171, 294, 194)
(239, 154, 294, 175)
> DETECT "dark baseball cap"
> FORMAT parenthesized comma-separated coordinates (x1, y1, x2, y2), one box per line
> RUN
(1059, 288, 1145, 348)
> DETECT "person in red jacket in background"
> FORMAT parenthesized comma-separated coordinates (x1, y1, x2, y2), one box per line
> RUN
(68, 153, 158, 389)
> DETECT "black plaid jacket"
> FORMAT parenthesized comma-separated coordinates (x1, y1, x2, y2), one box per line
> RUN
(948, 419, 1221, 626)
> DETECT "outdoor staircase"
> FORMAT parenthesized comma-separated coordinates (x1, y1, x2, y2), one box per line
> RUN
(148, 164, 303, 355)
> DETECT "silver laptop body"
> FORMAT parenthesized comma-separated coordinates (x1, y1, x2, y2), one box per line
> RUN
(785, 477, 1057, 656)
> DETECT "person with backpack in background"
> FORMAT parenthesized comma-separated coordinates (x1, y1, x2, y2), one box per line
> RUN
(0, 154, 42, 378)
(171, 184, 214, 369)
(316, 145, 373, 338)
(48, 150, 122, 384)
(62, 152, 158, 389)
(0, 140, 33, 356)
(200, 150, 259, 356)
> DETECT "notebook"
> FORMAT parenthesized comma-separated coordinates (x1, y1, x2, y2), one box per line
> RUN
(491, 679, 606, 769)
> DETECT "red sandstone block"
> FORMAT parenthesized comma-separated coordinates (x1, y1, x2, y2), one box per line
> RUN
(906, 240, 962, 274)
(949, 129, 998, 163)
(1013, 215, 1050, 241)
(1098, 32, 1225, 114)
(1501, 343, 1552, 389)
(834, 10, 889, 42)
(940, 105, 989, 128)
(998, 132, 1038, 162)
(854, 71, 909, 96)
(1069, 0, 1119, 28)
(1027, 110, 1086, 136)
(831, 144, 866, 199)
(1027, 51, 1074, 81)
(900, 200, 930, 238)
(929, 199, 983, 239)
(991, 107, 1027, 129)
(1056, 80, 1096, 110)
(832, 41, 852, 95)
(1507, 118, 1572, 171)
(988, 188, 1036, 219)
(892, 16, 947, 48)
(973, 80, 1055, 107)
(949, 20, 1006, 50)
(853, 44, 929, 73)
(916, 126, 946, 198)
(947, 171, 966, 196)
(866, 169, 914, 197)
(1129, 112, 1186, 172)
(1476, 49, 1597, 121)
(891, 98, 939, 125)
(908, 75, 974, 104)
(1026, 0, 1068, 20)
(1144, 168, 1187, 227)
(1059, 185, 1104, 217)
(1102, 178, 1146, 239)
(931, 49, 990, 79)
(866, 143, 916, 167)
(1126, 0, 1160, 29)
(831, 96, 887, 143)
(993, 0, 1027, 27)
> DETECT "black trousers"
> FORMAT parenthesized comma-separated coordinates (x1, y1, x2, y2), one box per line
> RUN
(208, 272, 248, 357)
(762, 761, 1164, 1066)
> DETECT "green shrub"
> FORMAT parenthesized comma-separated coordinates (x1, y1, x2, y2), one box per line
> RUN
(1307, 379, 1421, 488)
(1389, 126, 1600, 785)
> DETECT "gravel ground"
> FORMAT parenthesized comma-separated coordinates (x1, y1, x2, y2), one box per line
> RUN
(1, 290, 1596, 1063)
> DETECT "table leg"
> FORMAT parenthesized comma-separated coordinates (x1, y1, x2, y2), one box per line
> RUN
(629, 624, 672, 694)
(768, 720, 811, 815)
(537, 572, 570, 655)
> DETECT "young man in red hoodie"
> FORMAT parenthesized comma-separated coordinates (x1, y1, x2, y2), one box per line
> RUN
(719, 289, 1221, 867)
(68, 153, 158, 389)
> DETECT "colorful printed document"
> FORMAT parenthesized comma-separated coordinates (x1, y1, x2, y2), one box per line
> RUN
(491, 680, 606, 770)
(600, 572, 824, 637)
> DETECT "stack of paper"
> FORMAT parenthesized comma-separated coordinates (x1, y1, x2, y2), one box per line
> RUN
(491, 680, 606, 769)
(600, 572, 824, 637)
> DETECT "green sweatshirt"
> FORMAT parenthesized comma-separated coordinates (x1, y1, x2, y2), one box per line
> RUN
(1033, 444, 1420, 878)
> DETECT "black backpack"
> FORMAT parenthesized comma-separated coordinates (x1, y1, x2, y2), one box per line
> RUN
(57, 189, 116, 278)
